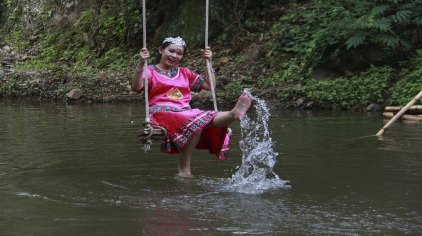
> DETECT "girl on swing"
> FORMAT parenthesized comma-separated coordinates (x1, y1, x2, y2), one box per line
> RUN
(132, 36, 251, 178)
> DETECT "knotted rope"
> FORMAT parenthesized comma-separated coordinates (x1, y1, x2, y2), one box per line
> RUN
(137, 0, 166, 145)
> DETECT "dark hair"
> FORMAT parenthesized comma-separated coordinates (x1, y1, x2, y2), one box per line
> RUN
(155, 36, 187, 62)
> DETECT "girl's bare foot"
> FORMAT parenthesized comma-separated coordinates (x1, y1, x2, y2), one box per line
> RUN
(178, 164, 194, 178)
(178, 173, 194, 178)
(232, 89, 252, 120)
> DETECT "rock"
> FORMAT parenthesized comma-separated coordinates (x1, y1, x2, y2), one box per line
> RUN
(219, 56, 230, 64)
(1, 58, 15, 67)
(366, 103, 384, 112)
(20, 54, 32, 61)
(244, 44, 262, 61)
(296, 97, 306, 107)
(305, 101, 314, 109)
(4, 68, 15, 73)
(66, 89, 83, 99)
(120, 81, 129, 86)
(102, 96, 115, 102)
(191, 91, 213, 109)
(1, 46, 11, 52)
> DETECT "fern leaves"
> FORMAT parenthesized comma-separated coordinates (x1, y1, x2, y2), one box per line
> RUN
(373, 33, 400, 48)
(345, 0, 421, 49)
(346, 34, 366, 49)
(372, 18, 393, 32)
(392, 10, 413, 23)
(371, 5, 390, 16)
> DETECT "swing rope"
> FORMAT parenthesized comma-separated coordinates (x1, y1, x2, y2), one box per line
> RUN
(137, 0, 167, 144)
(142, 0, 149, 122)
(204, 0, 231, 135)
(137, 0, 219, 144)
(205, 0, 218, 112)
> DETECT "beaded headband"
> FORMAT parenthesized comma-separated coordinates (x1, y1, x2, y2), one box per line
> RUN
(162, 36, 186, 47)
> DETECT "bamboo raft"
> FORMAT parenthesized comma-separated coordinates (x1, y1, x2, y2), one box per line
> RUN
(376, 90, 422, 136)
(383, 105, 422, 121)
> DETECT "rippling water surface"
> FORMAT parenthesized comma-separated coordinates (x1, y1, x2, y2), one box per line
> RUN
(0, 100, 421, 235)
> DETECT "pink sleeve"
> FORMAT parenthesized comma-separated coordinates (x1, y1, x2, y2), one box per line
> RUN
(182, 67, 206, 92)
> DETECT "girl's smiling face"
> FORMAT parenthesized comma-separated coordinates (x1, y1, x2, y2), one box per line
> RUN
(159, 44, 185, 69)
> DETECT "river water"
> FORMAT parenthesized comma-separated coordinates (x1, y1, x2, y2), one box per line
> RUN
(0, 100, 421, 235)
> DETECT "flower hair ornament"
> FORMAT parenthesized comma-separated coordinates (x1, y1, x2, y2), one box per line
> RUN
(162, 36, 186, 47)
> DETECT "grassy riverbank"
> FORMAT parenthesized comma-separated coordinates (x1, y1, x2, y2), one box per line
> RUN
(1, 1, 421, 109)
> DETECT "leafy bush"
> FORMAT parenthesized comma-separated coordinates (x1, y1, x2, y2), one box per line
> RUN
(306, 66, 392, 109)
(271, 0, 422, 74)
(224, 80, 253, 99)
(389, 50, 422, 105)
(0, 1, 8, 37)
(95, 47, 130, 72)
(1, 0, 421, 107)
(259, 57, 306, 88)
(344, 0, 422, 49)
(389, 76, 422, 105)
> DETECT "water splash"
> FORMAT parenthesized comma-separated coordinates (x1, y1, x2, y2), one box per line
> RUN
(224, 91, 290, 194)
(143, 142, 151, 154)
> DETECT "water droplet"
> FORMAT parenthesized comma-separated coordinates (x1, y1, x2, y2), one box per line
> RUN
(225, 90, 290, 194)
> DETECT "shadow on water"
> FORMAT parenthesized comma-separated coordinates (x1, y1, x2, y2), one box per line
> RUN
(0, 99, 421, 235)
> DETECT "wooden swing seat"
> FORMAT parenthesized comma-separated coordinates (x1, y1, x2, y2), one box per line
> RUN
(136, 122, 167, 144)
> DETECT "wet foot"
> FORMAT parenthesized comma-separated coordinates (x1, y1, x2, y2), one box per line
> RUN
(178, 164, 193, 178)
(232, 89, 252, 120)
(177, 173, 194, 178)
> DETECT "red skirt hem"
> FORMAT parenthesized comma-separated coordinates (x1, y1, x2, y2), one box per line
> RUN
(150, 109, 230, 160)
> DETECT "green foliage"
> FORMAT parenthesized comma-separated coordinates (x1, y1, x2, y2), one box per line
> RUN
(346, 35, 366, 49)
(0, 1, 7, 33)
(258, 57, 305, 87)
(270, 0, 422, 74)
(259, 0, 421, 109)
(389, 76, 422, 105)
(345, 0, 421, 49)
(1, 0, 421, 108)
(389, 50, 422, 105)
(1, 1, 138, 76)
(95, 47, 130, 72)
(272, 2, 352, 57)
(0, 75, 42, 97)
(224, 76, 254, 99)
(15, 59, 59, 72)
(4, 31, 31, 52)
(305, 66, 392, 109)
(0, 76, 19, 96)
(224, 80, 253, 99)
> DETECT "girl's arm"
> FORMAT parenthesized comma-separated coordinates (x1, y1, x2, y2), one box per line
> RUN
(132, 48, 150, 92)
(201, 47, 216, 91)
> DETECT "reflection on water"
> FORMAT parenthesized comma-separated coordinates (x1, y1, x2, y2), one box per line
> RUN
(0, 100, 421, 235)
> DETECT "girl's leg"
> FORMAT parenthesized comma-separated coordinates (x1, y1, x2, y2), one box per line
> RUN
(178, 130, 202, 177)
(213, 89, 252, 127)
(178, 90, 251, 176)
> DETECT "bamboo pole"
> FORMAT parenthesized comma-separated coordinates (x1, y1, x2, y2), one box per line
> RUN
(384, 105, 422, 112)
(376, 90, 422, 136)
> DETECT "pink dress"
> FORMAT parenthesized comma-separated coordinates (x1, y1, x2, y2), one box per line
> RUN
(143, 65, 230, 160)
